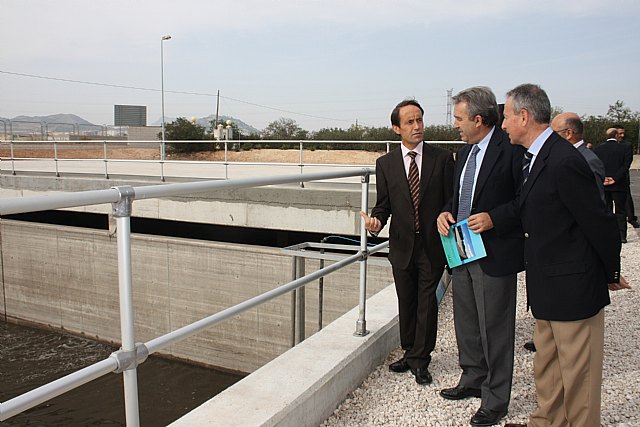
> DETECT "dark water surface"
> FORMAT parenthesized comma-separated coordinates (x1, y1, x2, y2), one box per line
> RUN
(0, 322, 244, 426)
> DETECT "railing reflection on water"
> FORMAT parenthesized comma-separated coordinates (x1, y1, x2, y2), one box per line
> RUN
(0, 168, 387, 426)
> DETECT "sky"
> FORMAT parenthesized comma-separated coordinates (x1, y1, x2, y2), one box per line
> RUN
(2, 0, 640, 132)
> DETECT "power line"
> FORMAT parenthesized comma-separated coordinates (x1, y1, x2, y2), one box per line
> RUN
(0, 70, 355, 124)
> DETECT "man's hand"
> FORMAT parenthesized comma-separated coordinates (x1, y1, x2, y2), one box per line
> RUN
(467, 212, 494, 234)
(603, 177, 616, 186)
(359, 211, 382, 233)
(437, 212, 455, 236)
(608, 274, 631, 291)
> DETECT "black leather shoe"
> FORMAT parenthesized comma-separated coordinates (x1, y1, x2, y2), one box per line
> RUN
(629, 219, 640, 228)
(523, 341, 536, 352)
(470, 407, 507, 426)
(388, 359, 410, 373)
(440, 384, 482, 400)
(412, 367, 432, 385)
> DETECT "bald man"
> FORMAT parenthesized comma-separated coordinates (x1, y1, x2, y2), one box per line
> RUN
(594, 127, 632, 242)
(551, 112, 605, 204)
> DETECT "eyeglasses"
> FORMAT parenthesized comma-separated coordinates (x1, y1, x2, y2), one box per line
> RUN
(556, 128, 571, 135)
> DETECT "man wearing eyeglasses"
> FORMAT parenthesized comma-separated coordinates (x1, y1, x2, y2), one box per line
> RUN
(551, 112, 605, 204)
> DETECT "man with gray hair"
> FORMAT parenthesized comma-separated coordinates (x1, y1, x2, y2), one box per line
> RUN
(437, 86, 524, 426)
(501, 84, 627, 427)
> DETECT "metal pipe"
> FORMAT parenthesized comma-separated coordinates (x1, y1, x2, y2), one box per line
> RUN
(295, 256, 306, 344)
(290, 257, 297, 348)
(224, 140, 229, 179)
(0, 170, 373, 216)
(318, 237, 327, 331)
(299, 141, 304, 188)
(113, 187, 140, 426)
(145, 250, 364, 354)
(354, 173, 370, 337)
(53, 139, 60, 177)
(0, 358, 117, 421)
(103, 140, 110, 179)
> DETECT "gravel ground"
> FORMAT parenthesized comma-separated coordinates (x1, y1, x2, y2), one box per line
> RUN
(322, 226, 640, 427)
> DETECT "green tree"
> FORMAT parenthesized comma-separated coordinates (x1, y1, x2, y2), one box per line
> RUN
(263, 118, 309, 144)
(606, 100, 639, 122)
(161, 117, 208, 154)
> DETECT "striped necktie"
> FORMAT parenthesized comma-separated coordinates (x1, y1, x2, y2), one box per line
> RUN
(407, 151, 420, 232)
(522, 151, 533, 185)
(457, 144, 480, 222)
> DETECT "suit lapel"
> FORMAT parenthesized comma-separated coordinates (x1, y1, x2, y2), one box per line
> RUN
(472, 131, 503, 205)
(391, 148, 414, 205)
(519, 133, 556, 206)
(419, 143, 437, 202)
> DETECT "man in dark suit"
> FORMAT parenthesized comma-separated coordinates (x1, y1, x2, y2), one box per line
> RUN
(615, 125, 639, 228)
(360, 99, 454, 385)
(436, 87, 524, 427)
(501, 84, 628, 427)
(594, 127, 632, 242)
(551, 112, 606, 204)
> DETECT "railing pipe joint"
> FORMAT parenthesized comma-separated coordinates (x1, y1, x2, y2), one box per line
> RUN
(111, 186, 135, 218)
(110, 343, 150, 374)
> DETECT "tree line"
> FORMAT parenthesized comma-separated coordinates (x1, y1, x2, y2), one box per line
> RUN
(163, 100, 639, 154)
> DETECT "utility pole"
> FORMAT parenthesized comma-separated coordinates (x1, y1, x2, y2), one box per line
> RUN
(215, 89, 220, 128)
(446, 89, 453, 127)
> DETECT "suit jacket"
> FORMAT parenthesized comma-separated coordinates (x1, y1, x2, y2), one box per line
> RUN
(576, 143, 606, 203)
(520, 132, 620, 321)
(372, 143, 454, 270)
(593, 139, 632, 192)
(443, 128, 525, 277)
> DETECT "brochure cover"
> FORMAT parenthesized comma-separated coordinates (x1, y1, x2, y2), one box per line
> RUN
(439, 219, 487, 268)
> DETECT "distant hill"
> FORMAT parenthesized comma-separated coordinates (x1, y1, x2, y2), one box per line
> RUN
(1, 114, 97, 133)
(152, 114, 260, 135)
(1, 113, 260, 135)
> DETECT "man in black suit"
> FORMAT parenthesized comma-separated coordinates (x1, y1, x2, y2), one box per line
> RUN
(594, 127, 632, 242)
(501, 84, 628, 427)
(551, 112, 606, 204)
(436, 87, 524, 427)
(360, 99, 454, 385)
(615, 125, 640, 228)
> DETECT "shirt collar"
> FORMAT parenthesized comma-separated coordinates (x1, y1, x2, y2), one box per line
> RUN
(475, 126, 494, 152)
(401, 141, 423, 158)
(574, 139, 585, 149)
(528, 127, 553, 157)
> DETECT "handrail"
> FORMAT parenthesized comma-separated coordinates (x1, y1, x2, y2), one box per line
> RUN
(0, 169, 373, 216)
(0, 168, 381, 425)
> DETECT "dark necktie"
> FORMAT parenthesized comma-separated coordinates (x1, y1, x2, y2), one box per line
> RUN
(457, 144, 480, 222)
(407, 151, 420, 232)
(522, 151, 533, 185)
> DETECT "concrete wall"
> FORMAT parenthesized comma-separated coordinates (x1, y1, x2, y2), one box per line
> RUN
(0, 220, 393, 373)
(0, 174, 385, 237)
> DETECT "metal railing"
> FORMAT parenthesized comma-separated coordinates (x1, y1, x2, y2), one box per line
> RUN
(0, 168, 387, 425)
(0, 139, 463, 182)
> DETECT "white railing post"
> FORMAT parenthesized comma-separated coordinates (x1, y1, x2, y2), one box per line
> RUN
(103, 140, 110, 179)
(53, 140, 60, 177)
(111, 186, 140, 427)
(354, 171, 370, 337)
(299, 141, 304, 188)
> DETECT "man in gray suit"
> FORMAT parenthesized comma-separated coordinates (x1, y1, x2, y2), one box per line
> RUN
(551, 112, 605, 203)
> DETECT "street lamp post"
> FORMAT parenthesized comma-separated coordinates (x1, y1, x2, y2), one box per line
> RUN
(160, 35, 171, 168)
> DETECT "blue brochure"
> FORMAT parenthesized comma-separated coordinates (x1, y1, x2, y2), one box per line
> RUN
(439, 219, 487, 268)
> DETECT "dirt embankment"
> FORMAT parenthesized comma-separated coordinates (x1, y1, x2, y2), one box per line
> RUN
(0, 146, 384, 165)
